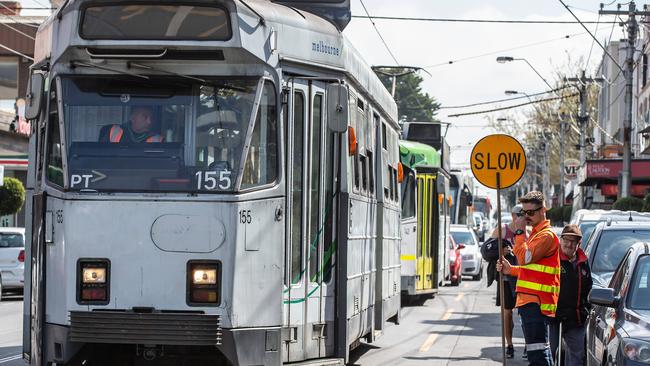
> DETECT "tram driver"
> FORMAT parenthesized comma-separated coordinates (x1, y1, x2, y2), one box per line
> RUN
(99, 106, 164, 143)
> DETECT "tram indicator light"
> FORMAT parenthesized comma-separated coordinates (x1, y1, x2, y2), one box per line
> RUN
(77, 259, 110, 305)
(187, 261, 220, 306)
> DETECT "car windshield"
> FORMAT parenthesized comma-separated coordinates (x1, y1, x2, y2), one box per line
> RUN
(0, 233, 24, 248)
(628, 255, 650, 310)
(592, 230, 650, 275)
(58, 76, 277, 192)
(451, 231, 475, 246)
(579, 221, 599, 244)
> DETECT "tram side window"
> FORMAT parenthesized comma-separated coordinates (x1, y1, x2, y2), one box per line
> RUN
(309, 93, 323, 283)
(241, 81, 278, 189)
(46, 90, 63, 187)
(359, 153, 367, 192)
(367, 150, 374, 195)
(401, 172, 416, 218)
(291, 91, 305, 285)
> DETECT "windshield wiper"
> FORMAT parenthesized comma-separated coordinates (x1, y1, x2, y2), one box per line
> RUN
(128, 62, 206, 83)
(70, 60, 149, 79)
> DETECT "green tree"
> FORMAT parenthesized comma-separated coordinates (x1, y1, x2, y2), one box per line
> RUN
(0, 178, 25, 216)
(375, 69, 440, 122)
(612, 197, 645, 212)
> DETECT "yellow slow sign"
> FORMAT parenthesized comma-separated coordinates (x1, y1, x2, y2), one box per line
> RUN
(470, 134, 526, 189)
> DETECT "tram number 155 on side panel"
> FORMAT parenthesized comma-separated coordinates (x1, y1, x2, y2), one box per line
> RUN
(239, 210, 252, 224)
(195, 170, 232, 190)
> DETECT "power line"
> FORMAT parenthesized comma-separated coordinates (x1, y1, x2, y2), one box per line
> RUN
(350, 14, 615, 24)
(558, 0, 624, 72)
(0, 20, 35, 40)
(448, 94, 578, 118)
(585, 12, 601, 69)
(439, 86, 569, 110)
(0, 3, 41, 28)
(0, 40, 33, 60)
(422, 28, 613, 70)
(358, 0, 399, 65)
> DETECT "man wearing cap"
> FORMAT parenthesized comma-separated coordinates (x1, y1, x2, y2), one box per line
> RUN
(548, 224, 592, 366)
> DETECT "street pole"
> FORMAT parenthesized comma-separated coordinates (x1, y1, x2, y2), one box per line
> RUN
(496, 173, 507, 366)
(558, 115, 566, 207)
(600, 1, 650, 198)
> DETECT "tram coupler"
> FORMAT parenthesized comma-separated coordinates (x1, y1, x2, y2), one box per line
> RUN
(136, 344, 164, 361)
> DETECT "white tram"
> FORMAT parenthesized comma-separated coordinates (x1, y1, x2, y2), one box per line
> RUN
(22, 1, 401, 365)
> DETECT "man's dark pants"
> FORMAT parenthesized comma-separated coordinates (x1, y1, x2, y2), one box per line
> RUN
(518, 302, 554, 366)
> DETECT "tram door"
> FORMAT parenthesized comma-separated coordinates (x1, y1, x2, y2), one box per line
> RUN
(283, 80, 334, 361)
(416, 174, 435, 291)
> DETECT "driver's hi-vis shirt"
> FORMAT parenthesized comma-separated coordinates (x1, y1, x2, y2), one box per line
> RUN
(508, 220, 561, 317)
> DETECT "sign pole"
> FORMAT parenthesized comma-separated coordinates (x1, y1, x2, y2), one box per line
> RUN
(496, 172, 507, 365)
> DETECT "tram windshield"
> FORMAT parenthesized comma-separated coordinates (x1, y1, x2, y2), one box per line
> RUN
(59, 76, 278, 192)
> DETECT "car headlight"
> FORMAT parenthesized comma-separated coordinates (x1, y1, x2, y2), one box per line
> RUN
(622, 338, 650, 363)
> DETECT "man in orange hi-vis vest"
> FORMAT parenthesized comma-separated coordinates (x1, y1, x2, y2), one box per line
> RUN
(498, 191, 560, 366)
(99, 106, 164, 144)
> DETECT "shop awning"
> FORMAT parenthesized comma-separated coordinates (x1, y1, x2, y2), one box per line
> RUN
(579, 159, 650, 186)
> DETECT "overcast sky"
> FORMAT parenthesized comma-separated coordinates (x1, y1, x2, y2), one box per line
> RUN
(343, 0, 624, 199)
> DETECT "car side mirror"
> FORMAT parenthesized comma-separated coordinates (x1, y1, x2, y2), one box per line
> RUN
(326, 83, 348, 133)
(588, 287, 619, 308)
(25, 73, 44, 120)
(457, 244, 465, 250)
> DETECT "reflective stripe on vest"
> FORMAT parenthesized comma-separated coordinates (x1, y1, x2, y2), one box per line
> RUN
(515, 225, 561, 317)
(146, 135, 163, 143)
(520, 263, 561, 275)
(109, 125, 124, 143)
(516, 279, 559, 294)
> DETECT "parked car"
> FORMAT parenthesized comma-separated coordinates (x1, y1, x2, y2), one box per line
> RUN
(587, 242, 650, 366)
(0, 227, 25, 299)
(447, 235, 464, 286)
(583, 221, 650, 287)
(472, 212, 486, 242)
(571, 209, 650, 246)
(450, 225, 483, 281)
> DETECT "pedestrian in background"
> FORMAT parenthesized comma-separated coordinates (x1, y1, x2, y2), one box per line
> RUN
(549, 224, 592, 366)
(485, 204, 523, 358)
(498, 191, 561, 366)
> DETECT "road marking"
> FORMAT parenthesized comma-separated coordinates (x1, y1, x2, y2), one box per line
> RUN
(419, 333, 439, 353)
(455, 293, 464, 301)
(0, 354, 21, 364)
(441, 309, 454, 320)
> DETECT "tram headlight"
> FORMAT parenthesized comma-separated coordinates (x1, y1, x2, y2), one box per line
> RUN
(77, 259, 110, 305)
(187, 261, 220, 306)
(82, 267, 107, 284)
(192, 269, 217, 285)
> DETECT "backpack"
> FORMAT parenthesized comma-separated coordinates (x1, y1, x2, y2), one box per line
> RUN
(480, 237, 513, 262)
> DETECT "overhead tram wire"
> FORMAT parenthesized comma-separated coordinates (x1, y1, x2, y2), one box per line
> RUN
(447, 93, 579, 118)
(421, 27, 613, 70)
(0, 3, 41, 28)
(358, 0, 399, 65)
(558, 0, 624, 73)
(0, 40, 33, 60)
(585, 12, 602, 69)
(350, 15, 616, 24)
(438, 86, 570, 110)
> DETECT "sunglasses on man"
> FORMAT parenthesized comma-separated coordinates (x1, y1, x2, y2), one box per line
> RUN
(520, 207, 543, 217)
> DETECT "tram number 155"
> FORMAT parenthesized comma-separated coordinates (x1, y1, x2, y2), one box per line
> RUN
(239, 210, 252, 224)
(195, 170, 231, 190)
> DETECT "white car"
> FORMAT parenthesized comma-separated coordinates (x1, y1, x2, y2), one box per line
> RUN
(450, 225, 483, 281)
(0, 227, 25, 299)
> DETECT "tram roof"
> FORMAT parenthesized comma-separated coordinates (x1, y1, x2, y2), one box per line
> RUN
(399, 140, 441, 169)
(36, 0, 397, 124)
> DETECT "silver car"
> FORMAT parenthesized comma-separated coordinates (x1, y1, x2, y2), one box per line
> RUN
(0, 227, 25, 299)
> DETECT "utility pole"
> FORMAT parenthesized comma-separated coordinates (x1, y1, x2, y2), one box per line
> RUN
(558, 114, 566, 207)
(566, 71, 603, 208)
(600, 1, 650, 198)
(371, 66, 428, 98)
